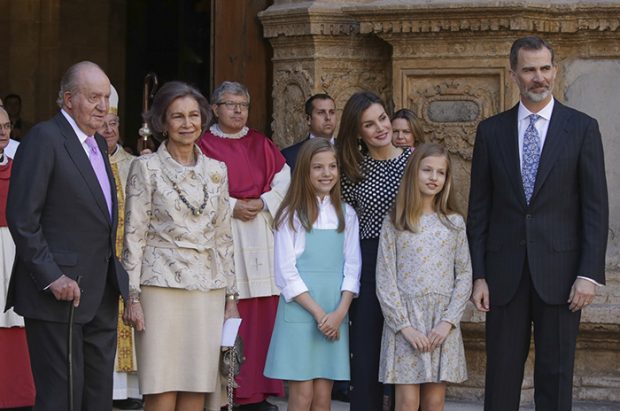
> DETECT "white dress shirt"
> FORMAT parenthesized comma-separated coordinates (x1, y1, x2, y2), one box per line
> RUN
(517, 98, 554, 169)
(274, 197, 362, 302)
(61, 109, 97, 156)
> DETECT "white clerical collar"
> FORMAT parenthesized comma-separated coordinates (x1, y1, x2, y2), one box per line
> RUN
(210, 124, 249, 139)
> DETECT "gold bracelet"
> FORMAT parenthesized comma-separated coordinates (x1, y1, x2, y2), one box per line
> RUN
(129, 296, 140, 304)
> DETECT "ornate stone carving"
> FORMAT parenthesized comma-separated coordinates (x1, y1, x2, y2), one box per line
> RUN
(345, 4, 620, 35)
(404, 70, 502, 160)
(271, 64, 313, 148)
(259, 8, 359, 39)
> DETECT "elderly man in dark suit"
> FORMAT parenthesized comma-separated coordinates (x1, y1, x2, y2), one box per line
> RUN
(467, 36, 608, 411)
(281, 93, 336, 171)
(5, 61, 128, 411)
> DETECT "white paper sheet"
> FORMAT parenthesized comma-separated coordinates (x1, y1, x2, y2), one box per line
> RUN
(221, 318, 242, 347)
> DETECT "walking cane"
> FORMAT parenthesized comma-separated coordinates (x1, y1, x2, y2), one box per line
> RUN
(68, 276, 82, 411)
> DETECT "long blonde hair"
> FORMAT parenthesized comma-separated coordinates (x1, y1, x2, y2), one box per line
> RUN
(391, 143, 459, 232)
(275, 139, 345, 232)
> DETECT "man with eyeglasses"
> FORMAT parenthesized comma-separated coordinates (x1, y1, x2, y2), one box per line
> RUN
(0, 97, 21, 159)
(198, 81, 290, 411)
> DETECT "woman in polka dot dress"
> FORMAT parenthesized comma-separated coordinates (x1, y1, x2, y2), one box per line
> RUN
(336, 91, 412, 411)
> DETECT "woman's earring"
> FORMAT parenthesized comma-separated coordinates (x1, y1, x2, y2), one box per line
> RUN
(163, 130, 168, 137)
(357, 139, 362, 152)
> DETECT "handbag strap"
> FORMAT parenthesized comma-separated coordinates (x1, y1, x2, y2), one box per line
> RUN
(226, 349, 236, 411)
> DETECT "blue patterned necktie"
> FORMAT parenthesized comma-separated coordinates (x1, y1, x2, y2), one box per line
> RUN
(522, 114, 541, 204)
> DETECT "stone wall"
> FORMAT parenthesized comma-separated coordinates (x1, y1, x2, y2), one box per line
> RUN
(260, 0, 620, 404)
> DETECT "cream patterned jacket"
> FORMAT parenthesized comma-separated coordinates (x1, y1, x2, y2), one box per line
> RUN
(122, 143, 236, 296)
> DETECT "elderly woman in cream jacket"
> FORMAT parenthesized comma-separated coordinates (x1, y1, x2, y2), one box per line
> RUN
(122, 81, 237, 411)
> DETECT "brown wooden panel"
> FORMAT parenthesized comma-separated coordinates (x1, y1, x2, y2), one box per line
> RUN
(212, 0, 273, 136)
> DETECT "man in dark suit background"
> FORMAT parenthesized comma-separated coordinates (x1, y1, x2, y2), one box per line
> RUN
(5, 61, 129, 411)
(281, 93, 336, 171)
(467, 36, 608, 411)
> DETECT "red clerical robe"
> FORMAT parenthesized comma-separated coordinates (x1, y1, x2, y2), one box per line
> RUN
(197, 128, 285, 198)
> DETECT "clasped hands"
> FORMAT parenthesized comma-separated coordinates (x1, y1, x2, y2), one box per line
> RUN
(233, 198, 264, 222)
(315, 310, 346, 341)
(401, 321, 452, 352)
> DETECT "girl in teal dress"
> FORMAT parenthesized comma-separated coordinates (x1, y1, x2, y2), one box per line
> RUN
(264, 138, 361, 411)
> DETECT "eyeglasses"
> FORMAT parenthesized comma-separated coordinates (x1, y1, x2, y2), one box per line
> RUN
(102, 120, 119, 129)
(217, 101, 250, 111)
(0, 123, 11, 131)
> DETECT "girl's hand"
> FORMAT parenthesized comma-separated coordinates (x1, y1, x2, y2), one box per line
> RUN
(428, 321, 452, 351)
(224, 299, 240, 320)
(123, 300, 145, 331)
(401, 326, 431, 352)
(318, 311, 345, 341)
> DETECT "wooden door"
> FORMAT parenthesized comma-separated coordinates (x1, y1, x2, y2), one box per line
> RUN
(211, 0, 274, 136)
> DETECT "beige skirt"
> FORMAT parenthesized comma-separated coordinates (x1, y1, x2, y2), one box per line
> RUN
(137, 285, 225, 400)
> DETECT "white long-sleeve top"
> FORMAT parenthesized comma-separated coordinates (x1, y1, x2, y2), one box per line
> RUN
(274, 197, 362, 302)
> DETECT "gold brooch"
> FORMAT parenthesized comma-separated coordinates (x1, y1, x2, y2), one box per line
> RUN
(210, 173, 221, 184)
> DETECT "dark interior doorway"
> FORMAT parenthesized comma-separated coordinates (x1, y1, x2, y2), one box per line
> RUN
(124, 0, 212, 149)
(123, 0, 273, 151)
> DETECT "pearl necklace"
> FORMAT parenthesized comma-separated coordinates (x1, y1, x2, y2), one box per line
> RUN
(172, 182, 209, 216)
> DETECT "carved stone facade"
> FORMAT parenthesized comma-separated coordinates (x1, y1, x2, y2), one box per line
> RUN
(259, 2, 391, 147)
(260, 0, 620, 405)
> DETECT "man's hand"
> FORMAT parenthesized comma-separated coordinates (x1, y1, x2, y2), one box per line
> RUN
(232, 199, 263, 222)
(471, 278, 490, 312)
(49, 275, 81, 307)
(568, 278, 596, 312)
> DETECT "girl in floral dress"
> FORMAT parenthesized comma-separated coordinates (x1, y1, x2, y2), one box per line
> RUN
(376, 143, 472, 411)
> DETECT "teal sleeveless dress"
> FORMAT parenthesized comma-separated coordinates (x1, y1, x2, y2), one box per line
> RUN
(264, 228, 350, 381)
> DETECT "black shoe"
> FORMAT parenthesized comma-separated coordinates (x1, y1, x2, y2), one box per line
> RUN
(233, 400, 279, 411)
(331, 389, 350, 403)
(256, 400, 279, 411)
(236, 400, 278, 411)
(113, 398, 143, 410)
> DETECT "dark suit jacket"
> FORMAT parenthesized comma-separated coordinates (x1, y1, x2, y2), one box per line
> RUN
(467, 100, 608, 306)
(281, 136, 309, 171)
(5, 112, 129, 324)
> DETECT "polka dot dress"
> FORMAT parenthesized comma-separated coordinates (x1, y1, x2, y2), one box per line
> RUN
(341, 149, 412, 240)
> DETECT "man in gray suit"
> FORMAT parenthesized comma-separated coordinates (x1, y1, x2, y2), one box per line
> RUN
(467, 36, 608, 411)
(5, 61, 128, 411)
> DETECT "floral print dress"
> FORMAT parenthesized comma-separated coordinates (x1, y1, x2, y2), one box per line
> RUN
(376, 213, 472, 384)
